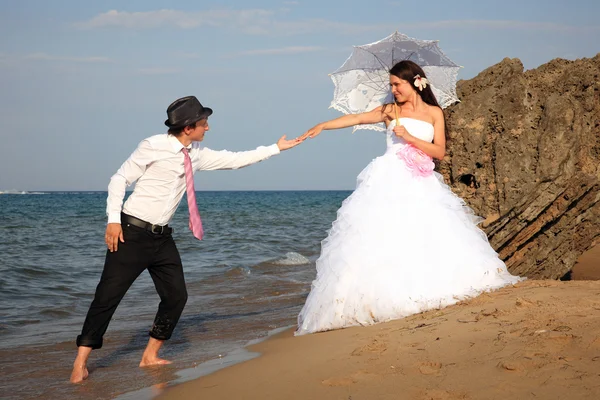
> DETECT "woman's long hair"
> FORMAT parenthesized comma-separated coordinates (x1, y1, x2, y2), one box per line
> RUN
(385, 60, 448, 140)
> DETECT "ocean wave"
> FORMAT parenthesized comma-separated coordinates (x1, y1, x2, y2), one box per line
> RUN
(0, 190, 47, 195)
(224, 266, 252, 277)
(271, 252, 311, 266)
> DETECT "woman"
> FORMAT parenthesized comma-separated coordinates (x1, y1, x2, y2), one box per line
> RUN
(296, 60, 523, 335)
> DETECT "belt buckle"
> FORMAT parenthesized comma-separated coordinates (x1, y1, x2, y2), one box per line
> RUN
(151, 224, 165, 234)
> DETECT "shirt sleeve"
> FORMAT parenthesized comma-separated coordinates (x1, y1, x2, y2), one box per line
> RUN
(193, 144, 280, 171)
(106, 139, 155, 223)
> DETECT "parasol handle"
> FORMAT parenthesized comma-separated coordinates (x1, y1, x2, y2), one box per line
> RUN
(394, 102, 400, 127)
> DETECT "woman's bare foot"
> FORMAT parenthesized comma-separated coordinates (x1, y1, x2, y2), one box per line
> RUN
(139, 357, 172, 367)
(70, 362, 89, 383)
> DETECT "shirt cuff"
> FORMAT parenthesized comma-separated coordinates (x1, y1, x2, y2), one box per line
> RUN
(107, 213, 122, 224)
(268, 143, 281, 155)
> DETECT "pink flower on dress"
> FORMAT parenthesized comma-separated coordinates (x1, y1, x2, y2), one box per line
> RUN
(396, 144, 435, 177)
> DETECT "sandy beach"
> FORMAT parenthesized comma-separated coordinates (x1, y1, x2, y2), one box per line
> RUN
(571, 244, 600, 280)
(156, 279, 600, 400)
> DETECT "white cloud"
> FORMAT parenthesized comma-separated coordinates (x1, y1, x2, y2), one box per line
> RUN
(273, 19, 386, 35)
(75, 9, 275, 33)
(236, 46, 324, 56)
(75, 8, 388, 35)
(25, 52, 112, 63)
(137, 67, 181, 75)
(75, 9, 600, 36)
(412, 19, 600, 33)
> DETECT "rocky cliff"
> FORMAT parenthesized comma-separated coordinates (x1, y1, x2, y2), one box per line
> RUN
(439, 54, 600, 279)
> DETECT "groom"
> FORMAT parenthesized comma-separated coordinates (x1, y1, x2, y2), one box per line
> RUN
(70, 95, 303, 383)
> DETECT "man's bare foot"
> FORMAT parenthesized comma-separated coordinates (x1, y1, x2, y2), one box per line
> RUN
(70, 363, 89, 383)
(70, 347, 92, 384)
(139, 337, 171, 367)
(139, 357, 172, 367)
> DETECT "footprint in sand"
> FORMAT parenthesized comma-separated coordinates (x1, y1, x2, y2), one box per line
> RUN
(460, 293, 493, 306)
(351, 339, 388, 356)
(534, 331, 576, 348)
(590, 336, 600, 349)
(499, 353, 554, 373)
(515, 297, 536, 307)
(321, 371, 380, 387)
(418, 362, 443, 375)
(497, 360, 525, 372)
(480, 308, 500, 317)
(321, 377, 356, 387)
(521, 280, 561, 288)
(420, 388, 469, 400)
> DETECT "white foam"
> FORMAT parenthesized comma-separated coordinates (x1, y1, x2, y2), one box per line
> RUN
(273, 252, 310, 265)
(0, 190, 46, 194)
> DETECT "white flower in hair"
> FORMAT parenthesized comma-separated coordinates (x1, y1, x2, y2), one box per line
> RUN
(413, 74, 429, 91)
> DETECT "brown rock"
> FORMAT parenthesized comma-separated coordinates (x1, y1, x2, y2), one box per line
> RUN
(439, 54, 600, 279)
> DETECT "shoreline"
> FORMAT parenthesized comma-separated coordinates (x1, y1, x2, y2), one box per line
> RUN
(115, 326, 291, 400)
(154, 280, 600, 400)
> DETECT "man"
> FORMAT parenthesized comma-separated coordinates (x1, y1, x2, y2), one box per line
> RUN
(70, 95, 303, 383)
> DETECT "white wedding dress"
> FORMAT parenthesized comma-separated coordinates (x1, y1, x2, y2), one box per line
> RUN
(296, 118, 524, 335)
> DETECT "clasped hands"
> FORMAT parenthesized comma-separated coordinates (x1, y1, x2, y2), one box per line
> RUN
(296, 123, 412, 141)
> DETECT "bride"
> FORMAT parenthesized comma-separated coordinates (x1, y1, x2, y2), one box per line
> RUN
(296, 60, 524, 335)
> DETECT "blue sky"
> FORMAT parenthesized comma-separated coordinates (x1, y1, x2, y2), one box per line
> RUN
(1, 0, 598, 191)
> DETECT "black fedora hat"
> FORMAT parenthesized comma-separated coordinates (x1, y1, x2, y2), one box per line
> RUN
(164, 96, 213, 129)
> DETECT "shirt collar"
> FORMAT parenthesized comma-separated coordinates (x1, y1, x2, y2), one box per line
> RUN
(167, 134, 192, 153)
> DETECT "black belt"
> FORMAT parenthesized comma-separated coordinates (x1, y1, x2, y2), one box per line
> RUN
(121, 213, 173, 235)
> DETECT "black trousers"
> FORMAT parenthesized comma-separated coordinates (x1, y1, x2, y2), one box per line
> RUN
(76, 222, 187, 349)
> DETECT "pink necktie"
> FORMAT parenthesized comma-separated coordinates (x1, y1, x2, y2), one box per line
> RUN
(182, 148, 204, 240)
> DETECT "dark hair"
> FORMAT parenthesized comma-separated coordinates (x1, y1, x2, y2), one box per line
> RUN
(385, 60, 448, 140)
(168, 122, 198, 136)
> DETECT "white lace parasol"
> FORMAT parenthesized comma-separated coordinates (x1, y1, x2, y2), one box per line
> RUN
(329, 31, 461, 132)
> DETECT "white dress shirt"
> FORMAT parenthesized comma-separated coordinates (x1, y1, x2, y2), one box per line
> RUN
(106, 134, 280, 225)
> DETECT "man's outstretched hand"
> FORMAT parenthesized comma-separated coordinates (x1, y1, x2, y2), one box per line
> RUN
(277, 135, 305, 151)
